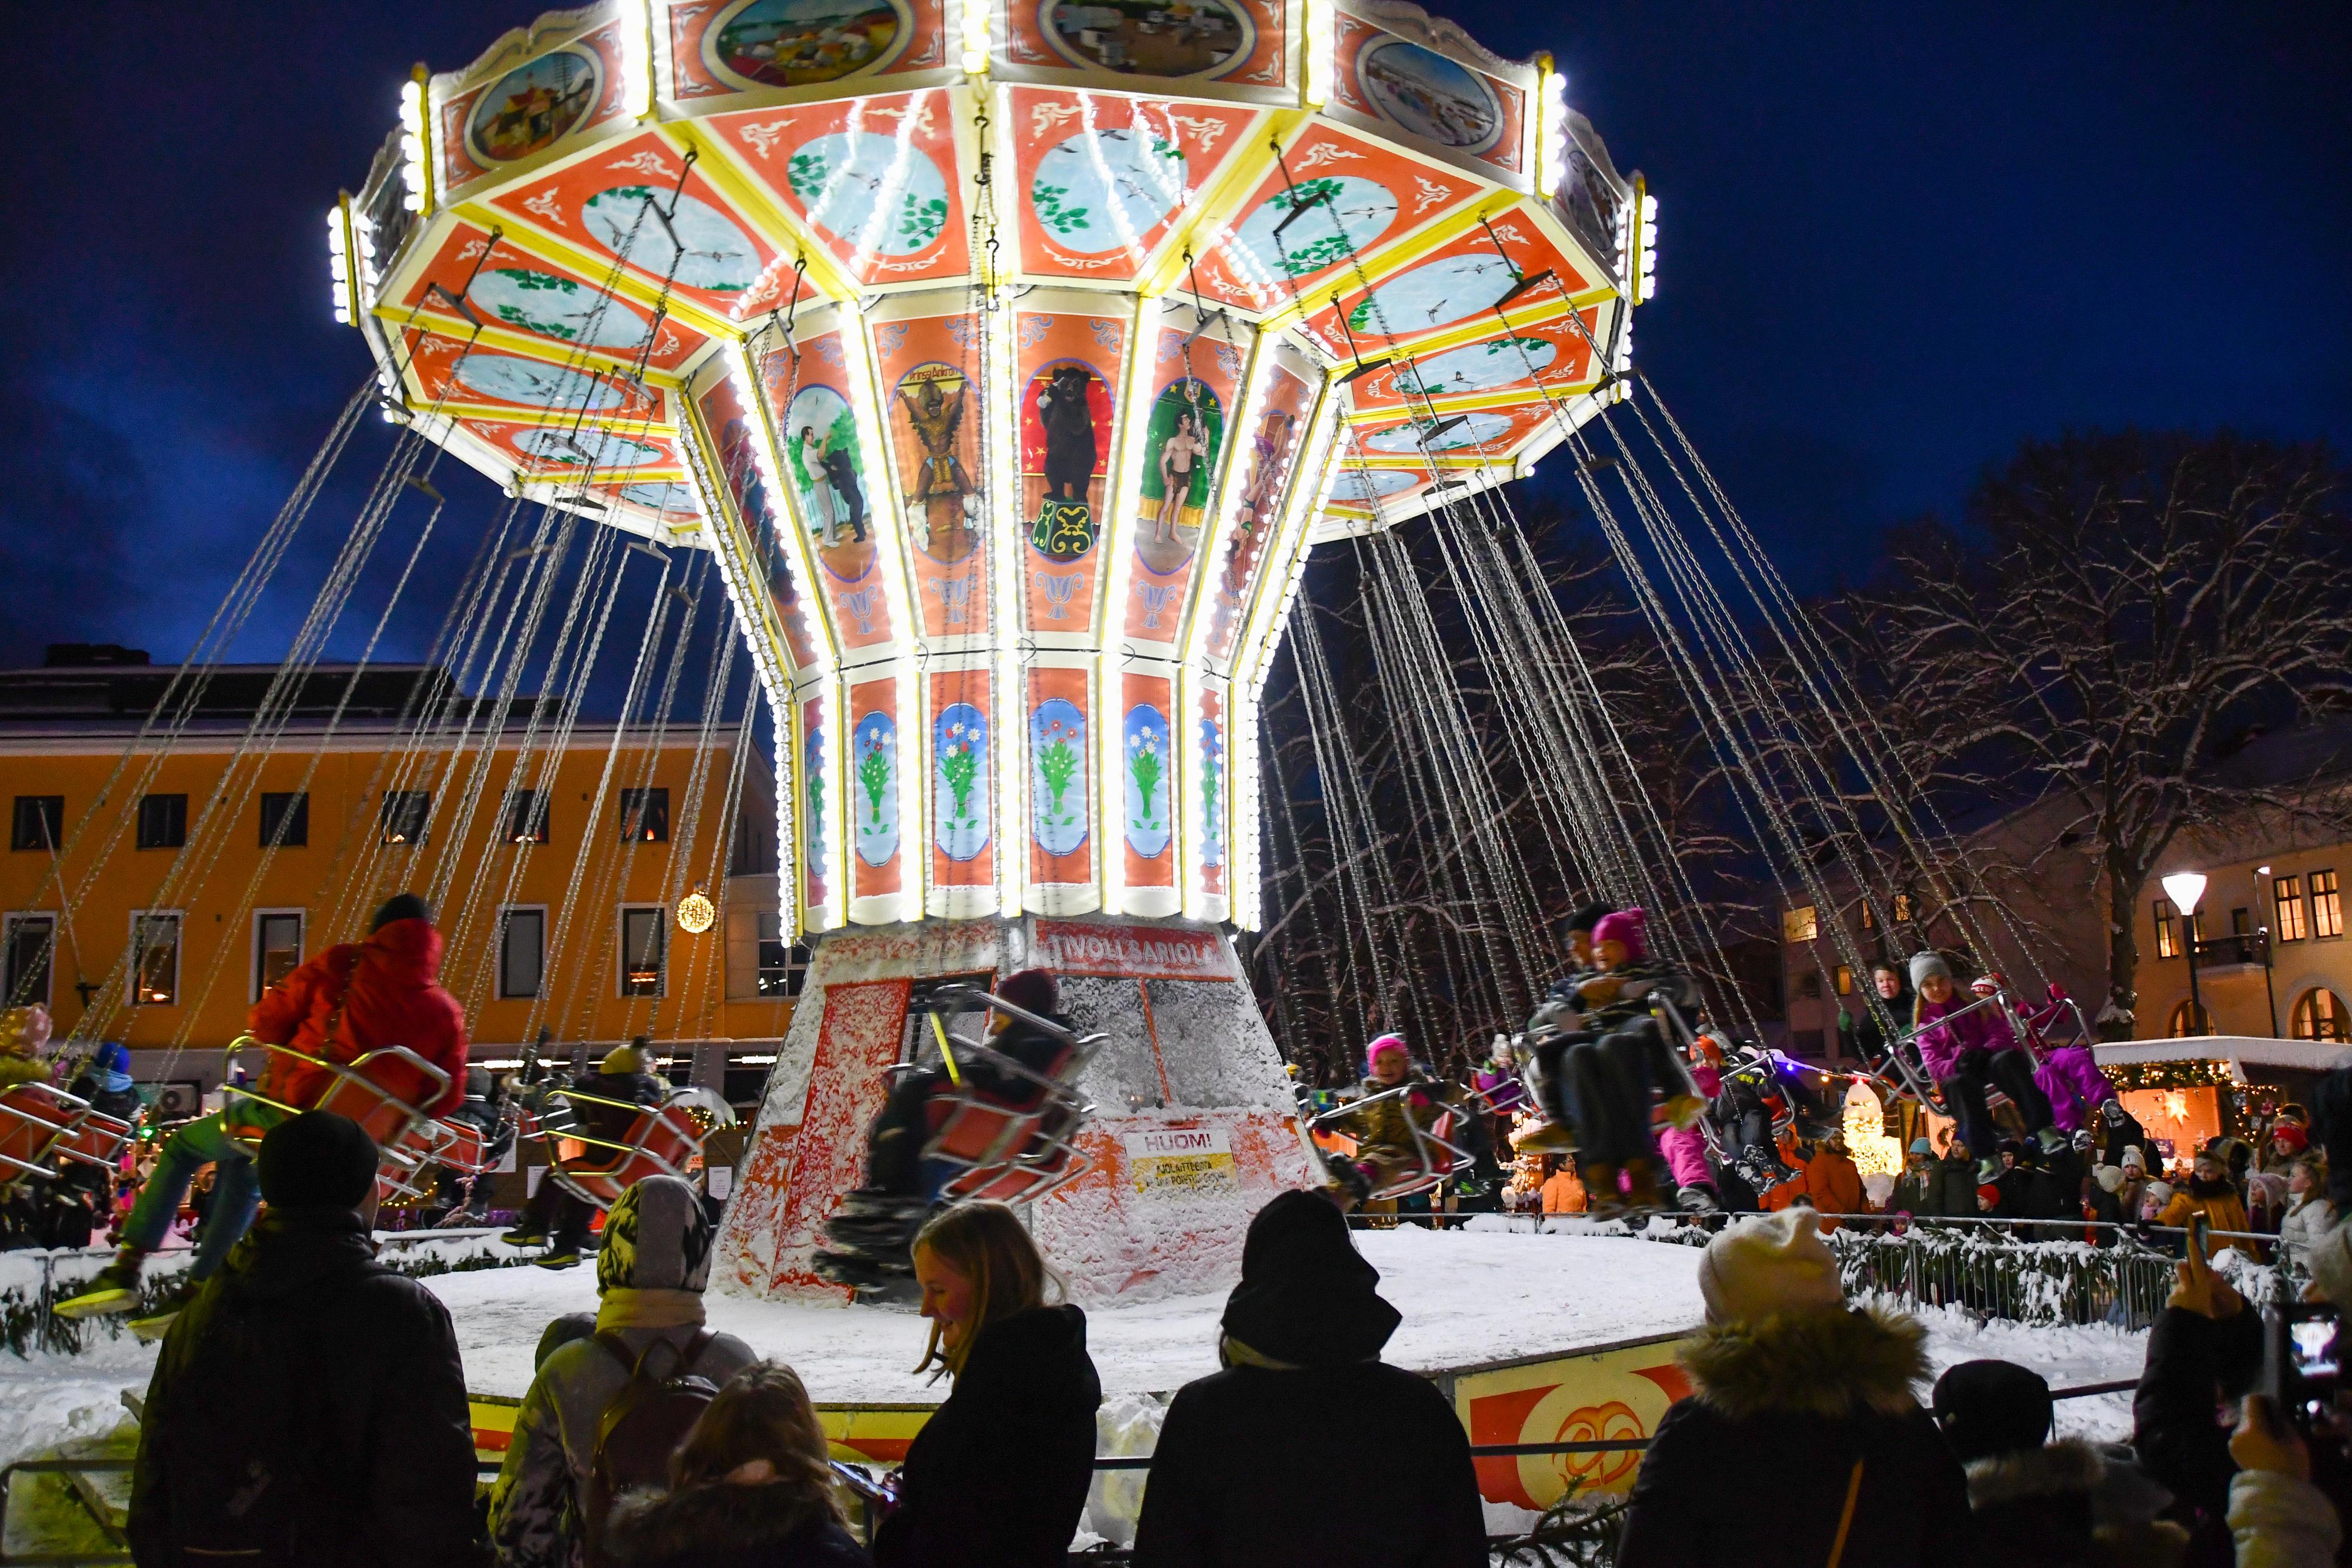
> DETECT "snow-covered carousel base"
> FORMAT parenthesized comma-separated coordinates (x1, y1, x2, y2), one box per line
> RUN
(712, 915, 1316, 1307)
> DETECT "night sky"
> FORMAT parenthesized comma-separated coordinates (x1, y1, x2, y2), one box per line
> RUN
(4, 4, 2346, 693)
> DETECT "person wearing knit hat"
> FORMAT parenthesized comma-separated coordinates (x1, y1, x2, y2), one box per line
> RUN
(1133, 1192, 1486, 1566)
(1909, 951, 2059, 1185)
(1321, 1035, 1446, 1209)
(489, 1176, 756, 1567)
(1619, 1209, 1971, 1564)
(126, 1112, 487, 1566)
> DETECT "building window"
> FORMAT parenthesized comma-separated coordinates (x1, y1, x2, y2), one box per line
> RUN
(3, 915, 55, 1007)
(1797, 971, 1823, 1001)
(2167, 998, 2211, 1037)
(2277, 875, 2309, 942)
(259, 792, 308, 848)
(2154, 900, 2180, 960)
(253, 911, 303, 999)
(10, 797, 63, 853)
(497, 908, 544, 999)
(2294, 989, 2351, 1043)
(619, 905, 666, 997)
(503, 790, 549, 845)
(1859, 902, 1875, 932)
(137, 794, 187, 850)
(129, 912, 182, 1006)
(379, 791, 431, 845)
(1833, 964, 1854, 996)
(620, 788, 670, 844)
(1892, 893, 1913, 924)
(756, 914, 808, 997)
(1782, 905, 1818, 944)
(2316, 870, 2343, 939)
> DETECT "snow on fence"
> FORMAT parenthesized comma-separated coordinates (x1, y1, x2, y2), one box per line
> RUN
(0, 1229, 530, 1358)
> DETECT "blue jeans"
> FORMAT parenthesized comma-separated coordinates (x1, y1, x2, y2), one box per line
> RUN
(121, 1111, 264, 1281)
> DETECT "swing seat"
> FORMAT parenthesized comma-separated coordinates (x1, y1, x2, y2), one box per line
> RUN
(0, 1085, 132, 1183)
(550, 1087, 733, 1212)
(1313, 1088, 1472, 1202)
(222, 1037, 450, 1155)
(376, 1113, 496, 1203)
(921, 1042, 1095, 1206)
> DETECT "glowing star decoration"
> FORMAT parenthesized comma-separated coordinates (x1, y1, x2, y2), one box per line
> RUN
(1841, 1081, 1903, 1178)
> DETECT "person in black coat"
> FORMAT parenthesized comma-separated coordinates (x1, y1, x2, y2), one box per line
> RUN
(1132, 1190, 1486, 1567)
(1618, 1208, 1976, 1568)
(2130, 1242, 2266, 1557)
(128, 1111, 485, 1567)
(873, 1201, 1100, 1567)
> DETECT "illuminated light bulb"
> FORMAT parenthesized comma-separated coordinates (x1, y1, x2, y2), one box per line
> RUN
(677, 889, 717, 934)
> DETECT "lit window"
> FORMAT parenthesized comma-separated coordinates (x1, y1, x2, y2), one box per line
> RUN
(2294, 989, 2350, 1043)
(10, 797, 63, 853)
(756, 914, 808, 997)
(2167, 998, 2211, 1037)
(129, 912, 182, 1006)
(259, 792, 308, 849)
(620, 788, 670, 844)
(3, 915, 55, 1007)
(1833, 964, 1853, 995)
(379, 791, 431, 845)
(2316, 870, 2342, 938)
(620, 905, 666, 997)
(503, 790, 549, 845)
(498, 908, 544, 999)
(2154, 900, 2180, 960)
(2277, 876, 2308, 942)
(1859, 902, 1875, 932)
(253, 912, 302, 999)
(1892, 894, 1912, 924)
(137, 794, 187, 851)
(1782, 905, 1818, 944)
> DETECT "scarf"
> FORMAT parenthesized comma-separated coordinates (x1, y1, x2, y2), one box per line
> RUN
(99, 1068, 135, 1094)
(596, 1286, 707, 1332)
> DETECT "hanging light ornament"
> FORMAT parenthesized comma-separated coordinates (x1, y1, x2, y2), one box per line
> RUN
(676, 887, 716, 935)
(1841, 1080, 1904, 1178)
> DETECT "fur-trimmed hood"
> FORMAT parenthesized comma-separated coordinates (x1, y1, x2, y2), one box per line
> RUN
(603, 1478, 860, 1567)
(1678, 1305, 1927, 1421)
(1962, 1439, 2190, 1568)
(1965, 1437, 2105, 1509)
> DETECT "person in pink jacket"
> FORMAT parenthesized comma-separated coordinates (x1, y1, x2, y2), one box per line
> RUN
(2033, 1042, 2120, 1135)
(1910, 952, 2056, 1182)
(1658, 1032, 1727, 1213)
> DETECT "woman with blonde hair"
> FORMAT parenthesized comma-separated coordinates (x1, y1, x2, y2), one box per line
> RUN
(873, 1201, 1101, 1567)
(604, 1360, 868, 1567)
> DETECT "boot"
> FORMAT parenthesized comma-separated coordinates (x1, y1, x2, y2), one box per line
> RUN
(128, 1275, 204, 1342)
(1623, 1158, 1665, 1212)
(55, 1251, 146, 1320)
(1513, 1119, 1576, 1155)
(1581, 1164, 1624, 1220)
(1676, 1183, 1722, 1215)
(2036, 1126, 2069, 1156)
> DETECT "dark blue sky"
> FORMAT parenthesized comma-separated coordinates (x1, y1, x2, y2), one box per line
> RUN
(4, 4, 2346, 680)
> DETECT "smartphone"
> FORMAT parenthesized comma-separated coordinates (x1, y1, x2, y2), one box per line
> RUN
(2265, 1302, 2344, 1433)
(2188, 1209, 2210, 1261)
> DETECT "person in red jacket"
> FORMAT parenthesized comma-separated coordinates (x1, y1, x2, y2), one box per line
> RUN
(57, 894, 467, 1329)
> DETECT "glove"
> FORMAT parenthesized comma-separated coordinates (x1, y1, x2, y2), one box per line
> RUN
(1660, 1095, 1706, 1131)
(1836, 1009, 1853, 1034)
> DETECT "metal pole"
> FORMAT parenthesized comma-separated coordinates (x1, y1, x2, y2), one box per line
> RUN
(2261, 927, 2280, 1038)
(2185, 919, 2205, 1034)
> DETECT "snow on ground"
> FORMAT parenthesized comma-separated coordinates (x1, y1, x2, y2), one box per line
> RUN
(0, 1336, 153, 1466)
(427, 1226, 1716, 1402)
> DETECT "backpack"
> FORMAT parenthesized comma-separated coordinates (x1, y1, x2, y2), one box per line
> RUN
(580, 1328, 721, 1567)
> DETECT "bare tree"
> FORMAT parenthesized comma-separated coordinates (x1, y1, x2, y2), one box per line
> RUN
(1830, 432, 2352, 1032)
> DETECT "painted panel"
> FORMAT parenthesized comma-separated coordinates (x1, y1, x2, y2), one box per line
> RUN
(927, 669, 994, 890)
(483, 130, 783, 321)
(800, 693, 834, 911)
(701, 92, 969, 288)
(1298, 209, 1595, 361)
(407, 330, 668, 429)
(1193, 681, 1228, 906)
(393, 224, 707, 374)
(1123, 319, 1245, 645)
(847, 677, 903, 903)
(1331, 16, 1526, 177)
(1200, 357, 1311, 663)
(1003, 0, 1287, 87)
(1007, 91, 1259, 283)
(436, 21, 631, 198)
(1188, 126, 1483, 313)
(459, 419, 684, 479)
(695, 371, 824, 669)
(667, 0, 938, 100)
(1014, 312, 1123, 634)
(759, 332, 897, 652)
(1344, 305, 1603, 413)
(871, 315, 990, 640)
(1349, 400, 1555, 464)
(1120, 671, 1176, 890)
(1028, 668, 1093, 887)
(1455, 1335, 1696, 1507)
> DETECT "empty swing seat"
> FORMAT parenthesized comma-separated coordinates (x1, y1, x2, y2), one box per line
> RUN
(0, 1085, 132, 1183)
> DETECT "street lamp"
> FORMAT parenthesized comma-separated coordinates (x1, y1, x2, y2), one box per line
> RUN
(2258, 865, 2281, 1038)
(2163, 870, 2209, 1036)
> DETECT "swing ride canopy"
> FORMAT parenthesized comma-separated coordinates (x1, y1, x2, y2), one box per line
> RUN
(336, 0, 1651, 941)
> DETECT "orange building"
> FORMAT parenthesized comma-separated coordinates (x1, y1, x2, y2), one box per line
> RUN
(0, 647, 794, 1114)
